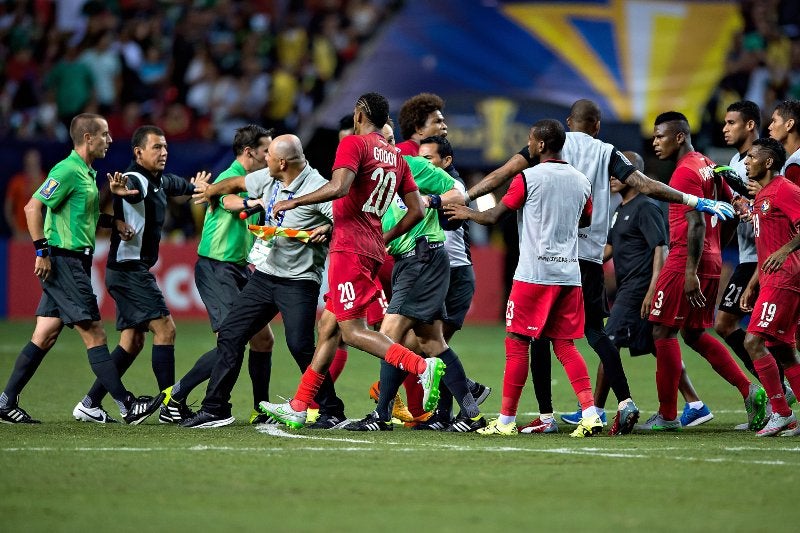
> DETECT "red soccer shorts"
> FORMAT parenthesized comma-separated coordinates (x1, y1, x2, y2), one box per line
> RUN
(747, 285, 800, 346)
(648, 269, 719, 329)
(324, 251, 383, 321)
(505, 281, 585, 339)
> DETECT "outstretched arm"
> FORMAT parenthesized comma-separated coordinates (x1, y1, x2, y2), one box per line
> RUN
(466, 153, 529, 202)
(443, 201, 510, 226)
(625, 171, 735, 220)
(273, 167, 355, 217)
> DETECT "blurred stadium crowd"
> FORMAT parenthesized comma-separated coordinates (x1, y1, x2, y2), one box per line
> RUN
(0, 0, 400, 143)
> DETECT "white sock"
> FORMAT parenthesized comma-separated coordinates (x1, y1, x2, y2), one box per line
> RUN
(618, 398, 632, 410)
(596, 407, 605, 416)
(498, 414, 516, 425)
(582, 406, 599, 419)
(539, 413, 554, 422)
(688, 401, 704, 410)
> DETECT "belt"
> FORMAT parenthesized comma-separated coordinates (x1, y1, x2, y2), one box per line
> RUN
(50, 246, 93, 259)
(394, 241, 444, 260)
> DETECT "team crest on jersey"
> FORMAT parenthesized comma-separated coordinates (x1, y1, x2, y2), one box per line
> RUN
(38, 178, 60, 199)
(760, 198, 771, 214)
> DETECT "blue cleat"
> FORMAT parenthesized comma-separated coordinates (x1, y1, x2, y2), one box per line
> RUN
(679, 403, 714, 427)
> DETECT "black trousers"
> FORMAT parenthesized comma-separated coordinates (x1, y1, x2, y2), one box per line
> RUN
(202, 270, 344, 417)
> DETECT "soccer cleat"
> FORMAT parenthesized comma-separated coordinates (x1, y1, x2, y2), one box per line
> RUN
(122, 393, 165, 425)
(744, 384, 768, 431)
(306, 408, 320, 425)
(518, 416, 558, 434)
(249, 409, 278, 425)
(569, 414, 604, 438)
(412, 409, 451, 431)
(561, 405, 607, 426)
(470, 382, 492, 406)
(0, 404, 41, 424)
(756, 411, 797, 437)
(477, 418, 517, 436)
(159, 394, 195, 424)
(785, 382, 797, 407)
(307, 413, 348, 430)
(609, 400, 640, 436)
(258, 400, 306, 429)
(403, 411, 433, 428)
(368, 380, 415, 423)
(444, 414, 487, 433)
(634, 413, 681, 431)
(679, 403, 714, 427)
(343, 411, 392, 431)
(779, 425, 800, 437)
(73, 402, 118, 424)
(180, 410, 235, 428)
(733, 422, 750, 431)
(419, 357, 446, 412)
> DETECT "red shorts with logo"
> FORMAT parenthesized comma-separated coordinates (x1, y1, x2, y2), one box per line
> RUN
(648, 269, 719, 329)
(505, 281, 585, 339)
(747, 285, 800, 346)
(324, 251, 383, 321)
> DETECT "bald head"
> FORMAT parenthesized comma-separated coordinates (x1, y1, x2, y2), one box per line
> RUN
(270, 134, 306, 165)
(622, 150, 644, 172)
(567, 99, 601, 137)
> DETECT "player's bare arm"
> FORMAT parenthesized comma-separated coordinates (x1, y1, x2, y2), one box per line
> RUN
(739, 269, 760, 313)
(465, 153, 528, 201)
(762, 231, 800, 274)
(273, 167, 356, 217)
(383, 190, 424, 244)
(684, 210, 706, 308)
(444, 201, 509, 226)
(642, 245, 666, 318)
(24, 196, 50, 281)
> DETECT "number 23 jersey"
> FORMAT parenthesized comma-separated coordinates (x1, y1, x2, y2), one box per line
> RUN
(331, 131, 418, 261)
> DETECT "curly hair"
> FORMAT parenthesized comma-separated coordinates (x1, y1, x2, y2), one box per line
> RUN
(398, 93, 444, 141)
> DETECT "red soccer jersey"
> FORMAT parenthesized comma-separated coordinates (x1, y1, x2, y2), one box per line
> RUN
(395, 139, 419, 156)
(753, 176, 800, 291)
(331, 132, 418, 260)
(664, 151, 732, 277)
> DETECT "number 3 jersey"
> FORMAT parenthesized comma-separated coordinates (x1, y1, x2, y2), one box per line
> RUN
(752, 175, 800, 292)
(331, 131, 418, 261)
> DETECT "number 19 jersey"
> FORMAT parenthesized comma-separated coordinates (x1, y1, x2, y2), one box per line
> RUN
(331, 131, 417, 261)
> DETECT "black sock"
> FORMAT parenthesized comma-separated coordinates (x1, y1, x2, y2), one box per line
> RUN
(151, 344, 175, 391)
(724, 329, 757, 377)
(587, 329, 631, 402)
(437, 348, 478, 418)
(438, 385, 454, 417)
(87, 345, 136, 406)
(173, 348, 218, 402)
(376, 360, 406, 421)
(248, 350, 272, 408)
(530, 337, 553, 414)
(87, 345, 128, 402)
(2, 342, 48, 404)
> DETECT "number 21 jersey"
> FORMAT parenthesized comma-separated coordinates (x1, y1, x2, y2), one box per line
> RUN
(331, 131, 417, 261)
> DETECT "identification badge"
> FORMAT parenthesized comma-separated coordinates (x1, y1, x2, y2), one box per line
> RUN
(248, 238, 272, 267)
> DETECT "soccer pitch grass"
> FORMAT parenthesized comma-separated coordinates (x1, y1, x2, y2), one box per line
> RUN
(1, 319, 798, 532)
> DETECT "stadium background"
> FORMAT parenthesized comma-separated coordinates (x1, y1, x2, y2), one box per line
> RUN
(0, 0, 798, 321)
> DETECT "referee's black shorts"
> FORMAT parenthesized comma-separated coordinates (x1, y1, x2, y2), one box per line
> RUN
(195, 256, 251, 332)
(718, 262, 757, 317)
(105, 267, 169, 331)
(443, 265, 475, 330)
(605, 301, 654, 356)
(387, 247, 450, 324)
(36, 254, 100, 326)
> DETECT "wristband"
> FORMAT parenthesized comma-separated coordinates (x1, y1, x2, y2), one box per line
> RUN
(98, 213, 114, 228)
(682, 193, 698, 208)
(36, 247, 50, 258)
(464, 191, 471, 204)
(428, 194, 442, 210)
(33, 238, 48, 251)
(243, 197, 249, 210)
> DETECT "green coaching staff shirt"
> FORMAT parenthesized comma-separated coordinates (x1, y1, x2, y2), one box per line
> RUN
(197, 160, 259, 266)
(33, 150, 100, 252)
(381, 155, 455, 256)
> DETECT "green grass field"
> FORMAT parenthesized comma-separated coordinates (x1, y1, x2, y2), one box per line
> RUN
(1, 319, 797, 532)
